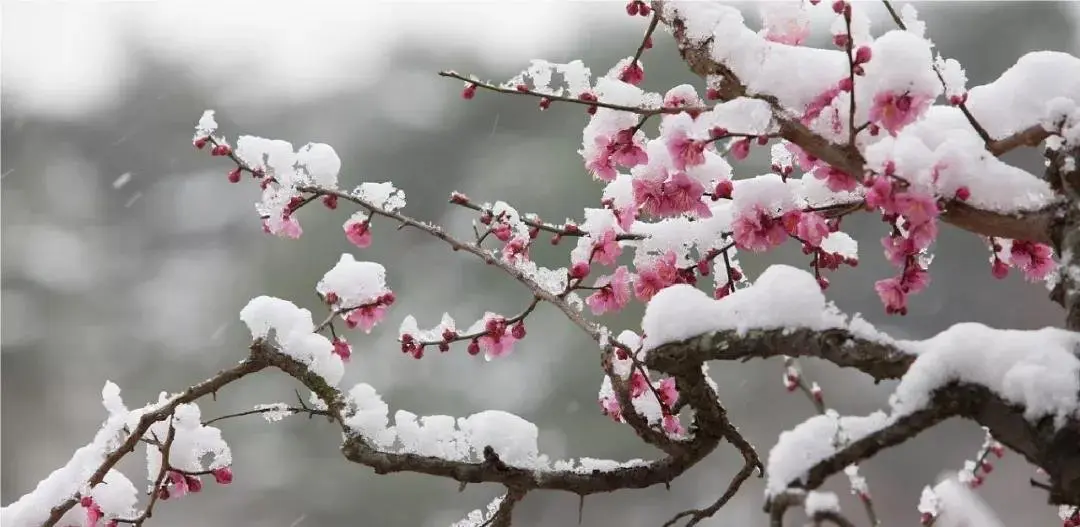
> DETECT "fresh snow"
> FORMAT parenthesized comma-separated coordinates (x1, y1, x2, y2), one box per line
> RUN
(641, 265, 850, 349)
(765, 410, 889, 497)
(804, 490, 841, 517)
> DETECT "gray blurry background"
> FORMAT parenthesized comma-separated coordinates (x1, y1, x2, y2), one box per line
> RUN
(3, 2, 1079, 526)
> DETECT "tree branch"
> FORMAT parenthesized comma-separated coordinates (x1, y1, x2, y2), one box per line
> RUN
(44, 356, 268, 527)
(645, 328, 913, 383)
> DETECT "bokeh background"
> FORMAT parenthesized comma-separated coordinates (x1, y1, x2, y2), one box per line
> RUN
(3, 1, 1079, 526)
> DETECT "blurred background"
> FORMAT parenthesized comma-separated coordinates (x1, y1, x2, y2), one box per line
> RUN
(3, 1, 1079, 526)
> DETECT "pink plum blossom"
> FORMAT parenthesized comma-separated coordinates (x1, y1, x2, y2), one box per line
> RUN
(793, 211, 830, 247)
(591, 229, 622, 266)
(657, 377, 679, 407)
(869, 91, 930, 135)
(586, 266, 631, 315)
(662, 414, 684, 436)
(633, 251, 680, 301)
(610, 129, 648, 169)
(600, 396, 622, 422)
(1010, 241, 1055, 281)
(811, 165, 858, 192)
(666, 129, 707, 170)
(733, 206, 788, 252)
(345, 304, 388, 333)
(344, 219, 372, 248)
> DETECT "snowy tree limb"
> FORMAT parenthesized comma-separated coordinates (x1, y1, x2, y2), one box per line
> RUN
(646, 323, 1080, 505)
(42, 358, 267, 527)
(654, 0, 1064, 246)
(646, 328, 912, 382)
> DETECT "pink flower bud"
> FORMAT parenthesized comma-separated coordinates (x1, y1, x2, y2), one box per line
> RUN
(462, 84, 477, 100)
(332, 338, 352, 362)
(854, 46, 872, 65)
(570, 261, 591, 280)
(212, 467, 233, 485)
(186, 475, 203, 493)
(991, 258, 1009, 279)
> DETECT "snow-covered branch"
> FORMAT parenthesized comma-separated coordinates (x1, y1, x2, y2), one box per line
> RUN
(654, 0, 1074, 245)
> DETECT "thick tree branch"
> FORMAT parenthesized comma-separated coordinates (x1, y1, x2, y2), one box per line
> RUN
(645, 323, 1080, 506)
(645, 328, 913, 383)
(250, 341, 725, 498)
(794, 383, 1080, 505)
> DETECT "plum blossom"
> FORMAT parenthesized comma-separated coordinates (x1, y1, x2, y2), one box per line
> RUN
(666, 128, 707, 171)
(633, 252, 680, 301)
(345, 303, 389, 333)
(1010, 241, 1055, 281)
(585, 136, 618, 182)
(662, 414, 684, 436)
(894, 191, 939, 225)
(869, 91, 931, 135)
(811, 165, 858, 192)
(584, 129, 648, 182)
(600, 396, 622, 422)
(629, 370, 649, 398)
(502, 237, 530, 264)
(478, 317, 519, 360)
(590, 229, 622, 266)
(657, 377, 679, 408)
(344, 214, 372, 248)
(586, 266, 632, 315)
(263, 216, 303, 239)
(802, 85, 842, 125)
(786, 142, 818, 171)
(863, 175, 897, 213)
(632, 170, 711, 218)
(731, 138, 752, 161)
(332, 338, 353, 362)
(662, 84, 703, 112)
(875, 266, 931, 315)
(786, 211, 830, 248)
(610, 129, 648, 169)
(733, 206, 788, 252)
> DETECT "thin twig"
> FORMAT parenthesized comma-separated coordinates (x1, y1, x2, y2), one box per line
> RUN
(115, 422, 177, 525)
(440, 71, 705, 116)
(202, 405, 330, 426)
(631, 12, 661, 66)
